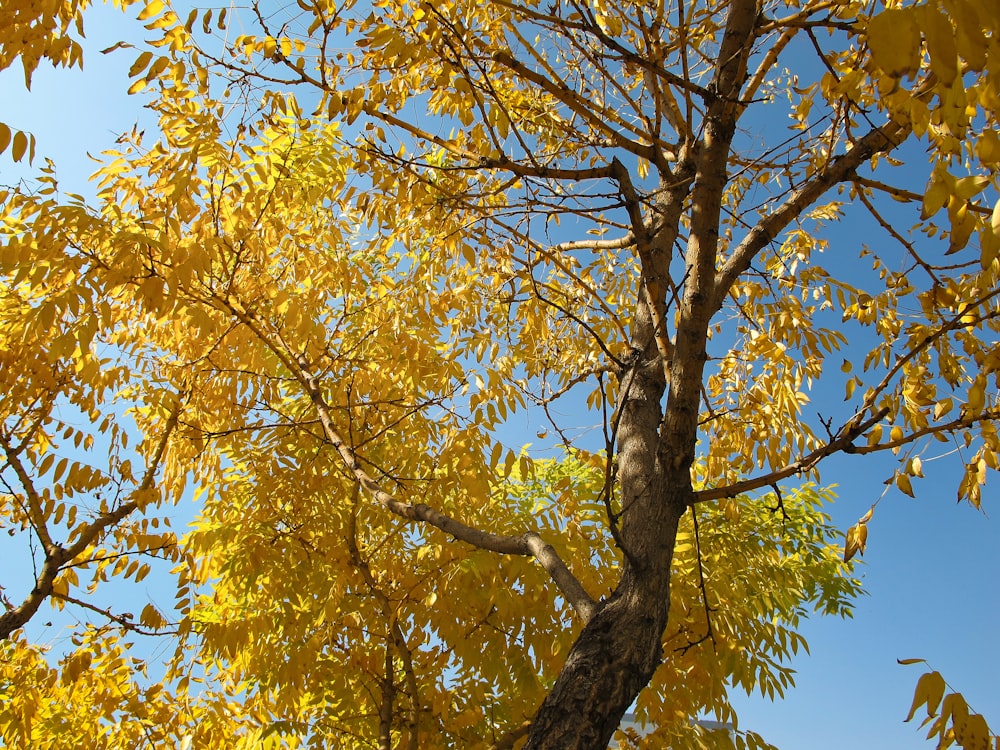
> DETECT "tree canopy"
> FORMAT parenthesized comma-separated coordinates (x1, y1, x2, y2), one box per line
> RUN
(1, 0, 998, 748)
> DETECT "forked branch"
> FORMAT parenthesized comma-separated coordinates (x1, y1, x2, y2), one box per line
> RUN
(302, 366, 600, 623)
(713, 117, 912, 310)
(228, 303, 601, 623)
(0, 398, 182, 640)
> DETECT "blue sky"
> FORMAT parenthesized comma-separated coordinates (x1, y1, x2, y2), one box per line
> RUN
(728, 449, 1000, 748)
(1, 3, 998, 748)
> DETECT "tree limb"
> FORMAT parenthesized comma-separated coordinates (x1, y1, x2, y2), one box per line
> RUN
(361, 100, 626, 183)
(491, 50, 660, 161)
(316, 370, 599, 621)
(845, 408, 1000, 457)
(0, 399, 181, 640)
(694, 406, 890, 502)
(712, 118, 911, 311)
(0, 432, 59, 556)
(228, 302, 601, 623)
(551, 231, 635, 253)
(52, 593, 177, 637)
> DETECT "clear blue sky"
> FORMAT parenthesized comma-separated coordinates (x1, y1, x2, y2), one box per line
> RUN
(1, 3, 997, 748)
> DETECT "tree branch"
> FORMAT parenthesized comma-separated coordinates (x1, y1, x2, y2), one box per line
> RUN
(550, 231, 635, 253)
(857, 288, 1000, 421)
(491, 50, 660, 161)
(611, 158, 680, 373)
(695, 406, 890, 503)
(661, 0, 758, 471)
(743, 26, 797, 105)
(378, 636, 395, 750)
(361, 100, 624, 183)
(52, 593, 176, 637)
(229, 303, 601, 623)
(0, 399, 181, 640)
(317, 375, 599, 620)
(846, 408, 1000, 457)
(852, 181, 941, 284)
(712, 118, 911, 310)
(61, 397, 182, 562)
(0, 432, 59, 556)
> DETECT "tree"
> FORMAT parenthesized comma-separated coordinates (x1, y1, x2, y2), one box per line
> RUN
(1, 0, 998, 748)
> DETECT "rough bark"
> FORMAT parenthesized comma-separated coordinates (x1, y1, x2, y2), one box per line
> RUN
(524, 356, 687, 747)
(520, 106, 694, 750)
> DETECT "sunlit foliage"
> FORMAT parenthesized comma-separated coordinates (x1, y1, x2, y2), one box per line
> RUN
(2, 0, 998, 748)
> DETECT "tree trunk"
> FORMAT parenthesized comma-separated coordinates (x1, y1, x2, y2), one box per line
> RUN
(522, 493, 686, 749)
(525, 293, 691, 749)
(525, 3, 759, 744)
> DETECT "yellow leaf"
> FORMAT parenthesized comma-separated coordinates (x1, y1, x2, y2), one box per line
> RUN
(129, 50, 153, 78)
(967, 378, 986, 413)
(138, 0, 165, 21)
(11, 130, 27, 162)
(934, 398, 954, 420)
(145, 56, 170, 82)
(844, 522, 868, 562)
(0, 122, 10, 155)
(955, 712, 992, 749)
(905, 671, 946, 722)
(919, 6, 959, 85)
(140, 603, 164, 628)
(896, 472, 915, 498)
(954, 176, 989, 200)
(51, 574, 69, 598)
(947, 0, 988, 71)
(922, 175, 951, 220)
(977, 130, 1000, 164)
(503, 449, 517, 478)
(519, 453, 533, 480)
(38, 452, 55, 477)
(594, 11, 622, 36)
(867, 9, 921, 78)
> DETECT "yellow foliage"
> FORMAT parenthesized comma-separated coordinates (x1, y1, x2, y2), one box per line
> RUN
(903, 663, 998, 750)
(2, 0, 999, 747)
